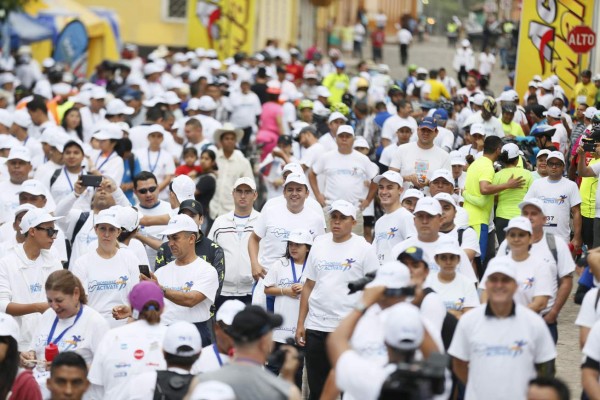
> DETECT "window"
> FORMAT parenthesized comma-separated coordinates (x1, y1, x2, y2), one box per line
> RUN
(162, 0, 187, 22)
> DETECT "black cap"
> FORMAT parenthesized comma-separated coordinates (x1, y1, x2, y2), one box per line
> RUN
(179, 199, 203, 216)
(277, 135, 293, 146)
(228, 305, 283, 343)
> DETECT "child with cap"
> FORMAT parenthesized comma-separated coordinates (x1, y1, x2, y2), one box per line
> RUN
(89, 281, 167, 400)
(133, 124, 176, 201)
(352, 137, 379, 242)
(400, 188, 424, 213)
(429, 241, 480, 319)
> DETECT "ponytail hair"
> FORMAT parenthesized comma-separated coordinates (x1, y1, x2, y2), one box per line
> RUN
(138, 301, 161, 325)
(45, 270, 87, 305)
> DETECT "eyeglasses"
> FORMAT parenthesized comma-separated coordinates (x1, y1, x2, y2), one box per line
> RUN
(137, 186, 157, 194)
(546, 162, 563, 168)
(35, 227, 59, 237)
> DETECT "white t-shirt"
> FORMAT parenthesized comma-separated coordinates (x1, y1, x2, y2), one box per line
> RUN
(381, 115, 418, 141)
(498, 232, 575, 315)
(374, 206, 416, 264)
(264, 257, 306, 343)
(444, 225, 480, 257)
(448, 304, 557, 400)
(191, 344, 230, 374)
(392, 236, 478, 283)
(551, 123, 569, 155)
(429, 273, 480, 311)
(312, 149, 379, 205)
(48, 167, 81, 201)
(582, 319, 600, 370)
(304, 233, 379, 332)
(389, 142, 452, 192)
(88, 320, 167, 400)
(28, 305, 109, 365)
(335, 350, 395, 400)
(154, 257, 218, 325)
(378, 143, 399, 167)
(433, 126, 454, 152)
(138, 200, 172, 263)
(463, 112, 505, 138)
(300, 142, 327, 198)
(134, 149, 175, 200)
(0, 244, 63, 350)
(478, 53, 496, 75)
(397, 28, 413, 44)
(576, 288, 600, 329)
(318, 133, 337, 152)
(524, 177, 582, 242)
(91, 150, 124, 185)
(71, 248, 141, 328)
(253, 202, 326, 269)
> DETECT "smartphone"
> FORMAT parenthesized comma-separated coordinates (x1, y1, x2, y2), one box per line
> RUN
(81, 174, 103, 187)
(582, 138, 597, 152)
(138, 265, 151, 278)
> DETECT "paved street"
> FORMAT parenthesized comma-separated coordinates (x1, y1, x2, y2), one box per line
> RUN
(359, 34, 582, 396)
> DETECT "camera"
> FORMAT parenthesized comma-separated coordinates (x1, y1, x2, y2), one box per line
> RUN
(379, 352, 449, 400)
(266, 337, 303, 367)
(582, 137, 598, 152)
(347, 272, 416, 297)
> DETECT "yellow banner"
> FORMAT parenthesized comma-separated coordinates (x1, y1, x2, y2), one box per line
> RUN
(515, 0, 595, 103)
(187, 0, 256, 59)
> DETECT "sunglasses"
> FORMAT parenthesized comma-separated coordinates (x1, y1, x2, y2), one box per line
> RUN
(35, 226, 59, 237)
(137, 186, 157, 194)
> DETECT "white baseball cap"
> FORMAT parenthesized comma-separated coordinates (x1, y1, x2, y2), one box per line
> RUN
(19, 208, 62, 234)
(518, 198, 546, 216)
(471, 93, 485, 106)
(0, 134, 18, 150)
(401, 188, 424, 202)
(0, 109, 13, 128)
(0, 312, 19, 342)
(329, 199, 357, 219)
(282, 163, 303, 176)
(337, 125, 355, 136)
(160, 214, 199, 235)
(171, 175, 196, 202)
(533, 74, 542, 82)
(461, 39, 470, 47)
(414, 197, 442, 216)
(317, 86, 332, 98)
(286, 229, 314, 245)
(504, 216, 532, 233)
(373, 170, 404, 187)
(116, 206, 140, 232)
(6, 145, 31, 162)
(585, 107, 598, 119)
(197, 96, 217, 112)
(367, 261, 411, 289)
(328, 111, 347, 124)
(433, 192, 456, 208)
(353, 136, 369, 149)
(12, 109, 32, 128)
(434, 238, 462, 256)
(94, 208, 120, 228)
(543, 106, 562, 119)
(90, 86, 107, 99)
(482, 256, 517, 281)
(16, 179, 47, 196)
(13, 203, 36, 219)
(449, 151, 466, 166)
(106, 99, 135, 115)
(470, 122, 486, 136)
(536, 149, 551, 159)
(233, 177, 257, 191)
(147, 124, 168, 137)
(382, 302, 424, 350)
(92, 124, 123, 140)
(186, 97, 201, 111)
(429, 169, 454, 186)
(501, 143, 520, 159)
(527, 80, 538, 88)
(51, 82, 72, 96)
(284, 172, 308, 187)
(540, 79, 554, 90)
(216, 300, 246, 325)
(162, 91, 181, 105)
(163, 321, 202, 356)
(143, 62, 164, 76)
(547, 150, 565, 164)
(189, 381, 236, 400)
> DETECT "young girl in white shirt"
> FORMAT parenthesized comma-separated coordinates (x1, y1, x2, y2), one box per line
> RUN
(134, 124, 175, 201)
(90, 125, 124, 185)
(263, 229, 312, 387)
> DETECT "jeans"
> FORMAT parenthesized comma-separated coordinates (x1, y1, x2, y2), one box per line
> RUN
(305, 329, 331, 400)
(400, 43, 408, 65)
(494, 217, 510, 244)
(546, 321, 558, 344)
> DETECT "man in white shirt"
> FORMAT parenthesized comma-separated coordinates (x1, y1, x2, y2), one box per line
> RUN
(463, 97, 504, 138)
(297, 126, 326, 175)
(310, 125, 378, 236)
(11, 109, 44, 169)
(0, 146, 33, 224)
(79, 86, 107, 143)
(296, 200, 379, 400)
(373, 171, 415, 263)
(229, 79, 262, 153)
(543, 106, 569, 155)
(319, 111, 347, 151)
(146, 214, 218, 345)
(209, 177, 260, 308)
(389, 117, 451, 193)
(381, 99, 418, 142)
(0, 208, 63, 349)
(397, 26, 413, 65)
(449, 258, 557, 400)
(525, 151, 582, 246)
(182, 117, 213, 161)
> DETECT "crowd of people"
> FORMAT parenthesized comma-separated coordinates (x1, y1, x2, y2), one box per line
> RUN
(0, 32, 598, 400)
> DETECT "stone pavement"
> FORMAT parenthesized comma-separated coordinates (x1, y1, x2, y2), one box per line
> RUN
(351, 35, 583, 396)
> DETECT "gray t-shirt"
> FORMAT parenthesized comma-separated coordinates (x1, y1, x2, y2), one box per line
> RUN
(198, 363, 292, 400)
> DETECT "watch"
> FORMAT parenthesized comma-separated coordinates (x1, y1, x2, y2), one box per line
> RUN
(161, 286, 167, 295)
(353, 300, 368, 314)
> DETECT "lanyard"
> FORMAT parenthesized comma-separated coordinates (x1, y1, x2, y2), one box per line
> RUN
(63, 167, 75, 191)
(147, 150, 160, 173)
(47, 304, 84, 345)
(23, 136, 29, 145)
(290, 259, 306, 284)
(213, 344, 224, 367)
(95, 151, 114, 170)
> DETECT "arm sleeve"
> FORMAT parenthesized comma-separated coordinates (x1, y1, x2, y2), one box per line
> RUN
(575, 289, 599, 328)
(533, 316, 557, 363)
(263, 261, 280, 287)
(0, 261, 12, 313)
(212, 245, 225, 297)
(463, 281, 481, 308)
(253, 213, 267, 238)
(448, 316, 470, 361)
(192, 267, 219, 302)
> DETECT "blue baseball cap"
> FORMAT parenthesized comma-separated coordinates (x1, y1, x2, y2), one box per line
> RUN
(397, 246, 429, 266)
(432, 108, 448, 121)
(419, 116, 437, 130)
(335, 61, 346, 69)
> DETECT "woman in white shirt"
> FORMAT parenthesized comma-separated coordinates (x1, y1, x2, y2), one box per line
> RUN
(89, 124, 124, 185)
(71, 209, 140, 328)
(429, 244, 479, 319)
(21, 270, 109, 396)
(49, 140, 86, 201)
(88, 281, 167, 400)
(61, 107, 84, 142)
(133, 124, 175, 201)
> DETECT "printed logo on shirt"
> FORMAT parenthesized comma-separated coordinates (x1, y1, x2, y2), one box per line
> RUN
(524, 277, 535, 289)
(88, 276, 130, 292)
(473, 340, 528, 357)
(164, 281, 194, 293)
(333, 168, 361, 177)
(270, 227, 290, 239)
(115, 362, 131, 369)
(63, 335, 83, 351)
(29, 283, 42, 293)
(315, 258, 356, 272)
(134, 349, 145, 360)
(540, 195, 567, 205)
(387, 227, 398, 238)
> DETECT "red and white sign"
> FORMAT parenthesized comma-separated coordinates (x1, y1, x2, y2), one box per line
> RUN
(568, 26, 596, 53)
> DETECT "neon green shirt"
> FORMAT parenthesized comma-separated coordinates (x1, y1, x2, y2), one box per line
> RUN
(463, 156, 495, 226)
(322, 72, 350, 104)
(580, 158, 600, 218)
(501, 121, 524, 137)
(492, 166, 533, 219)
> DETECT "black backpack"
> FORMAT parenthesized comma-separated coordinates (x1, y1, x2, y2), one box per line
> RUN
(153, 370, 193, 400)
(422, 288, 458, 352)
(64, 212, 90, 268)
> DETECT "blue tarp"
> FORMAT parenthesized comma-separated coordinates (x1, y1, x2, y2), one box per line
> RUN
(8, 12, 55, 43)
